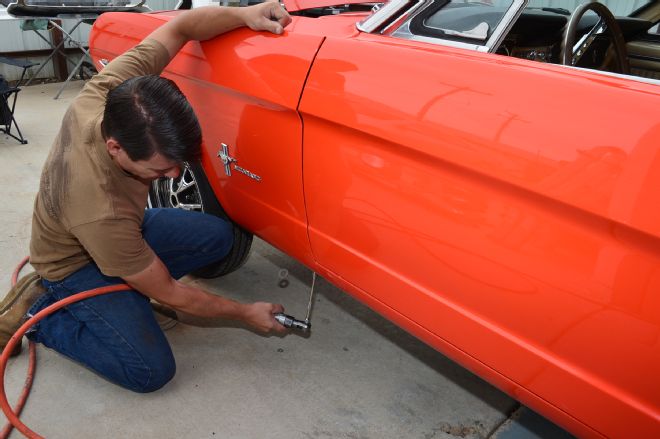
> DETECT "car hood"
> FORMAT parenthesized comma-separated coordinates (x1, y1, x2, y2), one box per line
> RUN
(283, 0, 376, 12)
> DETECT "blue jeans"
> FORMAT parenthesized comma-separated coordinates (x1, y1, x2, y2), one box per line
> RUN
(27, 208, 234, 393)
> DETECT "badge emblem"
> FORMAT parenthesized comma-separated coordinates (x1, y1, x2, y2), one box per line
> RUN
(217, 143, 262, 182)
(217, 143, 236, 176)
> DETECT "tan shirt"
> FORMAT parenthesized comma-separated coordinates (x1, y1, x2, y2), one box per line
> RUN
(30, 39, 171, 281)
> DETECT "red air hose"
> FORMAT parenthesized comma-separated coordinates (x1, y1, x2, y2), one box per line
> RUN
(1, 257, 131, 438)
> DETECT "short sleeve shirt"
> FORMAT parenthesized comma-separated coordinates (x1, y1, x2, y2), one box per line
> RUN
(30, 39, 171, 281)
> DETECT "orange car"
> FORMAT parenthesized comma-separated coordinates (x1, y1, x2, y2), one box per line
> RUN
(89, 1, 660, 437)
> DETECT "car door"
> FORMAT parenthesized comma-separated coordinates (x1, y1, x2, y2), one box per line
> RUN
(299, 8, 660, 439)
(166, 27, 323, 265)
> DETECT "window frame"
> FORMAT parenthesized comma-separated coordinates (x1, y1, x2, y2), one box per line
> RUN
(387, 0, 529, 53)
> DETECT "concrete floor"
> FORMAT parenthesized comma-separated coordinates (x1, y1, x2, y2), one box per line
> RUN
(0, 81, 575, 438)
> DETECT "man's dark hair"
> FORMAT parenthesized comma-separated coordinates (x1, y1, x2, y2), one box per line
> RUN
(102, 75, 202, 163)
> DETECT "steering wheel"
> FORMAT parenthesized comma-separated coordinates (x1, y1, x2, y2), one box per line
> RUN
(560, 2, 630, 74)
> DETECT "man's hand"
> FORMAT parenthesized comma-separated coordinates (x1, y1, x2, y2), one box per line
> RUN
(150, 2, 292, 59)
(124, 256, 288, 334)
(240, 1, 292, 35)
(243, 302, 288, 334)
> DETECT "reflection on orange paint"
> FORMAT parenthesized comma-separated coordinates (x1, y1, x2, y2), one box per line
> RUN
(300, 37, 660, 439)
(91, 11, 660, 439)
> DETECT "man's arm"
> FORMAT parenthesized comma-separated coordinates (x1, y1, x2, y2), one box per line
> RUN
(114, 4, 291, 332)
(148, 2, 292, 59)
(126, 3, 291, 332)
(123, 255, 288, 334)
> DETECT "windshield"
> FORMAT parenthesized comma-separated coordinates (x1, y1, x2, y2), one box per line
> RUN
(525, 0, 655, 16)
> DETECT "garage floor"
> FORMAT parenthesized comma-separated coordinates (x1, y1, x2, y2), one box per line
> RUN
(1, 82, 576, 438)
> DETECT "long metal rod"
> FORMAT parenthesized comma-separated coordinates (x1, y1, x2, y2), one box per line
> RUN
(304, 272, 317, 323)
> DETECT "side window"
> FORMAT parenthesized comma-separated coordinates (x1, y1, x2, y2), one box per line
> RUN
(411, 0, 516, 44)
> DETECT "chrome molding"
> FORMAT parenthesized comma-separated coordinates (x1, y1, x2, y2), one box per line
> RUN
(567, 65, 660, 86)
(234, 165, 262, 182)
(216, 143, 262, 182)
(357, 0, 415, 33)
(372, 0, 528, 54)
(485, 0, 528, 53)
(381, 0, 428, 35)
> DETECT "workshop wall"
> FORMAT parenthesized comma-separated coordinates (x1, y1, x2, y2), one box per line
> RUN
(0, 0, 179, 81)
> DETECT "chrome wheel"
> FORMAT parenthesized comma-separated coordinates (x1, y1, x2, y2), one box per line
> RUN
(146, 161, 254, 279)
(148, 163, 203, 211)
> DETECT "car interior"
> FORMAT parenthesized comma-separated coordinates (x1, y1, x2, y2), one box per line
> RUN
(293, 0, 660, 82)
(417, 1, 660, 80)
(501, 4, 660, 79)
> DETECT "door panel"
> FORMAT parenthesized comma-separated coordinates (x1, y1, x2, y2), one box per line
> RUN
(169, 28, 323, 264)
(300, 36, 660, 438)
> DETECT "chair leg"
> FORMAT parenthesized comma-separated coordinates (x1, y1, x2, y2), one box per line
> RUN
(1, 125, 28, 144)
(54, 55, 86, 100)
(1, 116, 28, 144)
(1, 91, 28, 145)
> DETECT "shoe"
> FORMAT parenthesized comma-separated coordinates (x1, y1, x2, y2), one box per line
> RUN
(0, 272, 46, 357)
(150, 301, 178, 331)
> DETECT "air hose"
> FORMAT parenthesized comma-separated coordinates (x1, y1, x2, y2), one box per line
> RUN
(0, 257, 131, 438)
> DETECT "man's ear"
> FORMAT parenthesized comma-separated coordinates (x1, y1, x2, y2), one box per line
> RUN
(106, 138, 122, 158)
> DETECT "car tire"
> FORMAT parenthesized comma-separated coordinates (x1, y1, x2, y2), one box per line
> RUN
(148, 161, 253, 279)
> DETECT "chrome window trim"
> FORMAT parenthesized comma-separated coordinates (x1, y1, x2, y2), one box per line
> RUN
(360, 0, 529, 54)
(381, 0, 429, 34)
(567, 65, 660, 86)
(485, 0, 528, 52)
(357, 0, 416, 33)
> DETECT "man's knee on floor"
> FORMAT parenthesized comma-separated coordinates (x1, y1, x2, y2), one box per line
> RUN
(126, 357, 176, 393)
